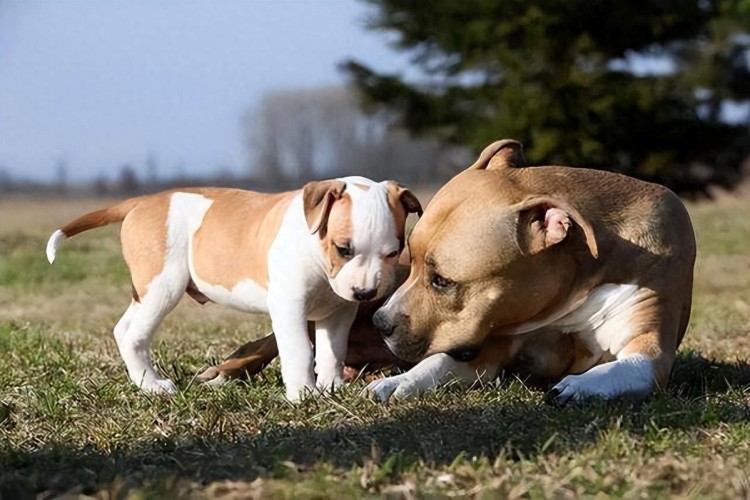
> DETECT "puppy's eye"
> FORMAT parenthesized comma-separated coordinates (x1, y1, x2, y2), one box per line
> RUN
(430, 271, 455, 290)
(386, 250, 399, 259)
(335, 242, 354, 259)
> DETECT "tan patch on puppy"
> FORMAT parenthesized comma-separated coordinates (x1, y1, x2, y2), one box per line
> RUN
(120, 193, 170, 301)
(386, 182, 423, 246)
(321, 193, 354, 277)
(191, 189, 296, 289)
(303, 180, 347, 235)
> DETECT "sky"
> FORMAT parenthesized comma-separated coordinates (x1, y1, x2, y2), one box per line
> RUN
(0, 0, 411, 182)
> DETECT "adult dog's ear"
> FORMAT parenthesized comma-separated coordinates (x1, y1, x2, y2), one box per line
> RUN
(468, 139, 526, 171)
(386, 182, 423, 217)
(303, 180, 347, 234)
(515, 196, 598, 259)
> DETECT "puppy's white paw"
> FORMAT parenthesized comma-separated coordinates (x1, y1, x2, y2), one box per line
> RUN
(285, 383, 317, 403)
(365, 374, 418, 402)
(316, 373, 345, 396)
(140, 377, 178, 395)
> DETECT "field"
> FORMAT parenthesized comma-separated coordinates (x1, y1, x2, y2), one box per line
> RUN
(1, 190, 749, 499)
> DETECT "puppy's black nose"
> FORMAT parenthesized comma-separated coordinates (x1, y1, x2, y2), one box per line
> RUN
(373, 310, 395, 338)
(353, 287, 377, 302)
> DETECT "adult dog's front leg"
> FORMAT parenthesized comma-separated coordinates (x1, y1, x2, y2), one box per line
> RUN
(314, 305, 358, 393)
(366, 353, 474, 401)
(366, 336, 515, 402)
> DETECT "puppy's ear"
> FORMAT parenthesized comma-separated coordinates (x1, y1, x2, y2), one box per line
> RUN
(303, 180, 347, 234)
(468, 139, 526, 171)
(386, 182, 423, 217)
(516, 196, 598, 259)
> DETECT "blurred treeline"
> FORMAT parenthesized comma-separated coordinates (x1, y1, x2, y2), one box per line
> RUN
(0, 85, 468, 197)
(3, 0, 748, 197)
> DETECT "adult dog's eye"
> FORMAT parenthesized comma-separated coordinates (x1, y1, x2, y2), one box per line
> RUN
(386, 250, 399, 259)
(430, 271, 455, 290)
(335, 242, 353, 259)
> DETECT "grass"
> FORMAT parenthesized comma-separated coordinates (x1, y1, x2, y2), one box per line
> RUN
(1, 191, 749, 499)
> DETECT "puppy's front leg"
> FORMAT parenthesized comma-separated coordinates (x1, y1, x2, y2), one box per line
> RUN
(268, 302, 316, 402)
(314, 305, 358, 393)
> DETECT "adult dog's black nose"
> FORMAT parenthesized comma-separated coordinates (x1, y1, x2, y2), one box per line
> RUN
(372, 310, 395, 338)
(446, 346, 480, 362)
(353, 287, 377, 302)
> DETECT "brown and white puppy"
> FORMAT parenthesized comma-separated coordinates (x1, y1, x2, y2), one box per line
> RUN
(367, 139, 696, 403)
(46, 177, 421, 400)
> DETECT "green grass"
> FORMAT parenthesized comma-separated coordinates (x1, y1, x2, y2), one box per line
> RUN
(1, 193, 749, 498)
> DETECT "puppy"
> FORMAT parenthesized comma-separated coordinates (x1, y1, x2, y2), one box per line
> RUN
(46, 178, 421, 400)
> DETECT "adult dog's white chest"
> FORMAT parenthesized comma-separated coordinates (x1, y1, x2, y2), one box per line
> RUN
(550, 283, 646, 367)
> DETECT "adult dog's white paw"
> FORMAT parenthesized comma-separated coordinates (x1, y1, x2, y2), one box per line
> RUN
(195, 366, 230, 388)
(549, 374, 603, 404)
(203, 372, 230, 388)
(365, 374, 420, 402)
(549, 355, 653, 405)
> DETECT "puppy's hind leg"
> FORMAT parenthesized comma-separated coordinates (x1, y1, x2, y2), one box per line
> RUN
(114, 272, 187, 394)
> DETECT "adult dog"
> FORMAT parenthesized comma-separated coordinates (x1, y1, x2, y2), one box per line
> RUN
(47, 178, 421, 400)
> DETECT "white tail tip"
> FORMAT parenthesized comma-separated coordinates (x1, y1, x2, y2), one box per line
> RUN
(46, 230, 67, 264)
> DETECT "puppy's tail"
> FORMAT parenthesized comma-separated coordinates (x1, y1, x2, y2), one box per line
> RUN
(46, 197, 142, 264)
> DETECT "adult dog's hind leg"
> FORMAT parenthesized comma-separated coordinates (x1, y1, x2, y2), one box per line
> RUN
(197, 334, 281, 385)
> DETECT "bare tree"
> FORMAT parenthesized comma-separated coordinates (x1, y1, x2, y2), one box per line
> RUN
(119, 164, 139, 195)
(145, 152, 159, 186)
(244, 98, 283, 186)
(244, 85, 470, 186)
(55, 157, 68, 194)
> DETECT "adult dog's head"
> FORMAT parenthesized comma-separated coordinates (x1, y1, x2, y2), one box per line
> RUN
(373, 141, 598, 363)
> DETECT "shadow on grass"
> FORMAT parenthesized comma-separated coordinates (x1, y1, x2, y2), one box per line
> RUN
(1, 351, 749, 497)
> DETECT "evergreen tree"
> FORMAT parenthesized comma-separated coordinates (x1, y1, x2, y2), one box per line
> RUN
(344, 0, 750, 194)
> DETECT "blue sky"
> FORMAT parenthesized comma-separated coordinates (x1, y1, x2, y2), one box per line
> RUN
(0, 1, 410, 182)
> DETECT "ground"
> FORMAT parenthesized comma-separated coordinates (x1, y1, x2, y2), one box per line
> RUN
(0, 189, 749, 499)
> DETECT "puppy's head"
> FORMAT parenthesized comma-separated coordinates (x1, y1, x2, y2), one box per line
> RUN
(373, 142, 598, 363)
(303, 178, 422, 303)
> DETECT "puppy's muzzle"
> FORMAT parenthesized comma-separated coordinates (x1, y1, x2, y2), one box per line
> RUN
(353, 287, 378, 302)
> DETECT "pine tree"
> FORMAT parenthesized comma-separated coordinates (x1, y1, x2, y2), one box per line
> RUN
(343, 0, 750, 194)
